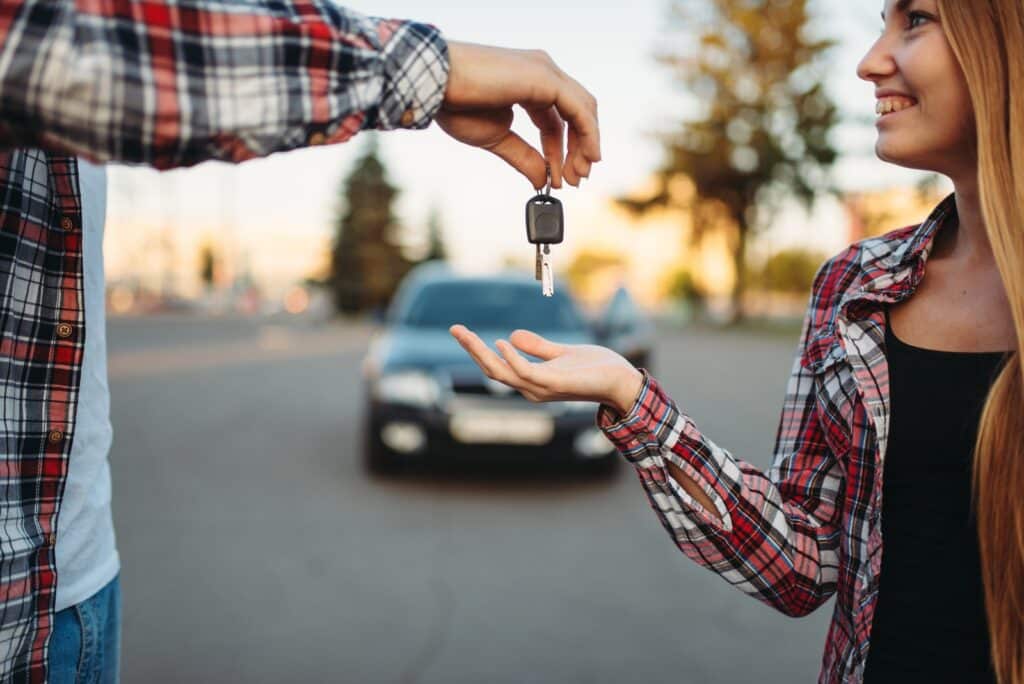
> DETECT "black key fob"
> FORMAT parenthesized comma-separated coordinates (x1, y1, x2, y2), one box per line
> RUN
(525, 194, 564, 245)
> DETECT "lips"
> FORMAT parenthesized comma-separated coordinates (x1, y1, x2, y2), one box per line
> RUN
(875, 95, 918, 116)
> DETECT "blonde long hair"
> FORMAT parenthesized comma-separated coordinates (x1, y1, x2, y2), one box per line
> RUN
(936, 2, 1024, 682)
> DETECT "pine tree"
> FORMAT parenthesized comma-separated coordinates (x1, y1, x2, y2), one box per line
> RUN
(330, 137, 413, 314)
(620, 0, 840, 322)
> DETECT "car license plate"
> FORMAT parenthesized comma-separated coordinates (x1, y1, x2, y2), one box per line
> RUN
(449, 410, 555, 446)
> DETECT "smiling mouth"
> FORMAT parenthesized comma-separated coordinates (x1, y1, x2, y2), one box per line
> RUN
(876, 97, 918, 118)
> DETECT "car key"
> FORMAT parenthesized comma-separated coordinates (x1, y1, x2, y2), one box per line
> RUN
(525, 168, 564, 297)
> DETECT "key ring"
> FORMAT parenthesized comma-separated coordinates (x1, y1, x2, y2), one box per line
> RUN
(543, 163, 552, 197)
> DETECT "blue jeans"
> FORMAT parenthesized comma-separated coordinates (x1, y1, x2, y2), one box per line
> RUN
(49, 575, 121, 684)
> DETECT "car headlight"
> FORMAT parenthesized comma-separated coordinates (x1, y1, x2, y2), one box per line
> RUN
(375, 371, 441, 407)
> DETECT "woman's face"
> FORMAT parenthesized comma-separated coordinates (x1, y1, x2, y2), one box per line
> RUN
(857, 0, 975, 177)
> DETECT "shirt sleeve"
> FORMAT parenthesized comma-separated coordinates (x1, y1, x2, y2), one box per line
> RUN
(596, 300, 843, 618)
(0, 1, 449, 167)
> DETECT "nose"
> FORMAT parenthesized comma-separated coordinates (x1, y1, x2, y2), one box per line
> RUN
(857, 34, 897, 84)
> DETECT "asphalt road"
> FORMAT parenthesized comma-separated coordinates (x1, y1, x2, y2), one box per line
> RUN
(107, 315, 831, 683)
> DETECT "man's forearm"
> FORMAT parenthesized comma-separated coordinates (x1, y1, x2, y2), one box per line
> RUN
(0, 1, 448, 167)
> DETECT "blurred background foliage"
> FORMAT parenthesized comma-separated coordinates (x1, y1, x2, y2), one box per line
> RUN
(330, 138, 449, 315)
(748, 248, 827, 295)
(617, 0, 840, 322)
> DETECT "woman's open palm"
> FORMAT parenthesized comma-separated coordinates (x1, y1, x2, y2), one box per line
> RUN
(449, 325, 643, 414)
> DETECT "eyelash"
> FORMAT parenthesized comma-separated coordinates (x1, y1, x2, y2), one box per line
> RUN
(879, 10, 932, 35)
(906, 11, 930, 30)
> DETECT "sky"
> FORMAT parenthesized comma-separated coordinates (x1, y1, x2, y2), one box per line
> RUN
(104, 0, 938, 295)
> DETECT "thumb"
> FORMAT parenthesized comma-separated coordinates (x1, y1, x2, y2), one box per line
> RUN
(486, 131, 550, 190)
(509, 329, 565, 360)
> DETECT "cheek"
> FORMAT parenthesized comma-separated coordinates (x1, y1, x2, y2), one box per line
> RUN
(924, 42, 974, 136)
(953, 95, 975, 146)
(930, 77, 974, 149)
(900, 47, 973, 143)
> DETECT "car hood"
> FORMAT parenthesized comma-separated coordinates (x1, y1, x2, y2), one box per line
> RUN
(369, 326, 596, 375)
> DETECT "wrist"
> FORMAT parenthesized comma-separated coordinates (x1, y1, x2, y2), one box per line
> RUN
(610, 367, 644, 416)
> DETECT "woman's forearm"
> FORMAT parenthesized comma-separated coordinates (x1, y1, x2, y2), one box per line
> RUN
(609, 369, 723, 524)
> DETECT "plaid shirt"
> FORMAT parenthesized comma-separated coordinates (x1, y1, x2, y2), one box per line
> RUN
(599, 194, 960, 684)
(0, 2, 447, 681)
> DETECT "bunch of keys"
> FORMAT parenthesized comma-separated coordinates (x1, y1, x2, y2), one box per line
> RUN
(525, 167, 564, 297)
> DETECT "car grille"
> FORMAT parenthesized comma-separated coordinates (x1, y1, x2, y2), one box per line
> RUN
(447, 368, 520, 401)
(450, 377, 491, 395)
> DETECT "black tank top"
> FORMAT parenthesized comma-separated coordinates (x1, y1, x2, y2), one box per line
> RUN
(862, 308, 1008, 682)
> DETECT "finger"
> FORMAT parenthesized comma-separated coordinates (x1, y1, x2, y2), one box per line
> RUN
(550, 75, 601, 164)
(526, 106, 565, 189)
(452, 326, 553, 400)
(495, 340, 552, 391)
(571, 131, 591, 179)
(450, 325, 535, 390)
(565, 126, 593, 181)
(516, 55, 599, 170)
(449, 325, 512, 377)
(485, 130, 550, 190)
(508, 329, 566, 361)
(574, 155, 591, 182)
(563, 128, 580, 187)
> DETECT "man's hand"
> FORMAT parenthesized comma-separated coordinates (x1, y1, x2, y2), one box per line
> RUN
(449, 325, 643, 415)
(437, 42, 601, 190)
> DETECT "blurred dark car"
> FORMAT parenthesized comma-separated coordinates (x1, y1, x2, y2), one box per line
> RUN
(593, 286, 655, 370)
(361, 264, 621, 474)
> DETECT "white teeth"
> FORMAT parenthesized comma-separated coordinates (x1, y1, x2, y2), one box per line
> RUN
(876, 97, 917, 116)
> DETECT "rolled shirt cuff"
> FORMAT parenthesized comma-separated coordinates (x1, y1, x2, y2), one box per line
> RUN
(596, 368, 662, 462)
(374, 20, 450, 130)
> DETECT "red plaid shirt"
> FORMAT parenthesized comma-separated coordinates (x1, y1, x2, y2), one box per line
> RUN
(599, 194, 960, 684)
(0, 2, 447, 680)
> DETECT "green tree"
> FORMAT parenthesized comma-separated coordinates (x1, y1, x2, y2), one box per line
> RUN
(565, 249, 625, 295)
(620, 0, 840, 321)
(330, 137, 413, 314)
(750, 248, 826, 295)
(666, 267, 705, 303)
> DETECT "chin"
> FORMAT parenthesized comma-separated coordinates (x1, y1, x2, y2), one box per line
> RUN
(874, 139, 935, 172)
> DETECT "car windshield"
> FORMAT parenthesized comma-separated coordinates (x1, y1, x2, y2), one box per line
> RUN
(399, 281, 588, 332)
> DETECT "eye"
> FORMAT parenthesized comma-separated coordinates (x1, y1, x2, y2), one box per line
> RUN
(906, 11, 931, 30)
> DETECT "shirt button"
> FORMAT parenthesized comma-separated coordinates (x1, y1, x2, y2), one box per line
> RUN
(56, 323, 73, 339)
(307, 131, 326, 146)
(47, 430, 64, 444)
(400, 109, 416, 127)
(47, 533, 57, 546)
(59, 217, 75, 232)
